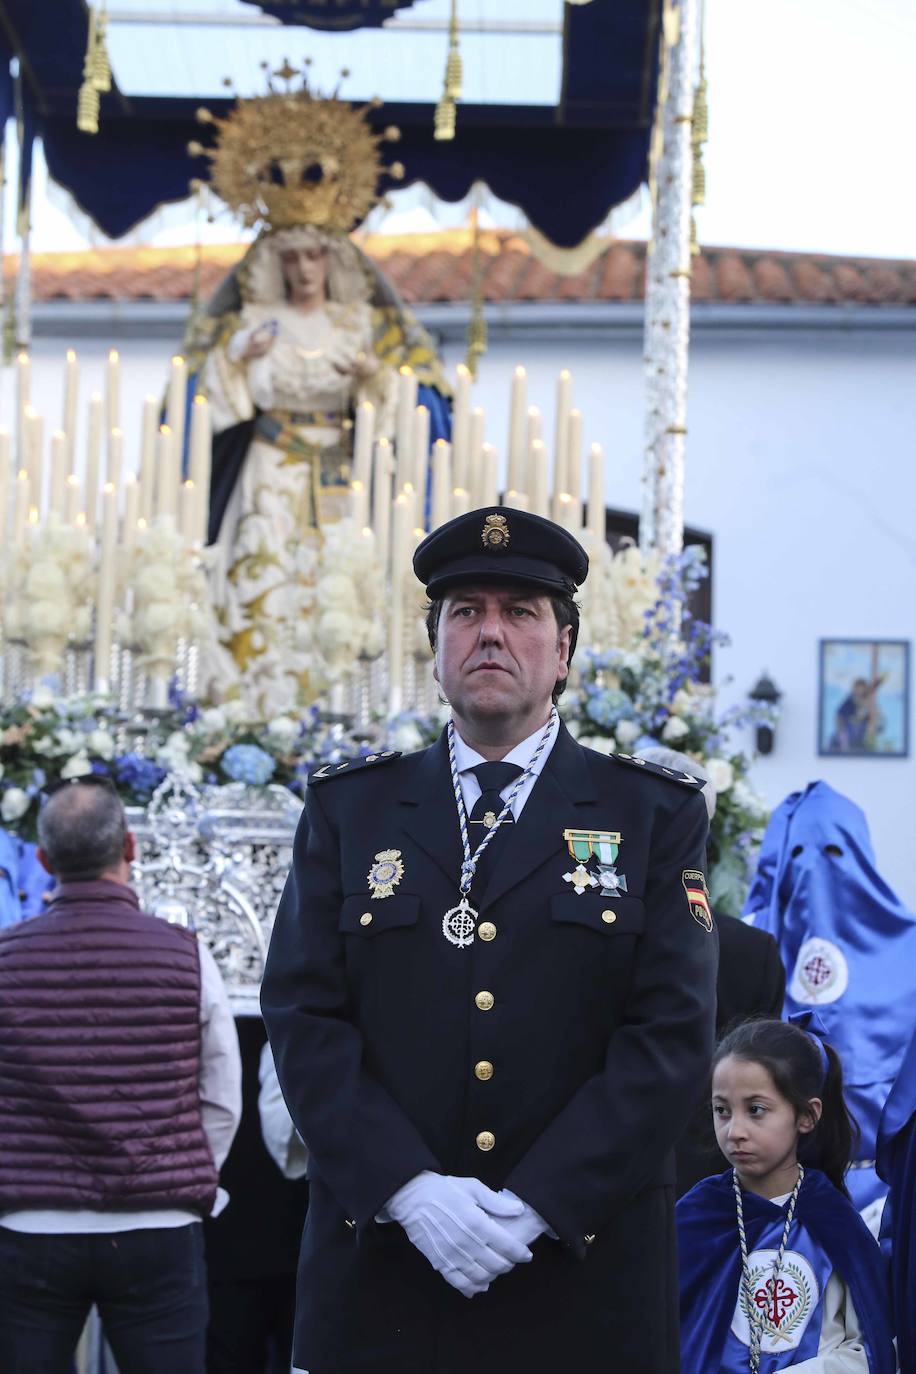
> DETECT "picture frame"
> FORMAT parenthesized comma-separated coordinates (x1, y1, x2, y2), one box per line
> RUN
(818, 639, 910, 758)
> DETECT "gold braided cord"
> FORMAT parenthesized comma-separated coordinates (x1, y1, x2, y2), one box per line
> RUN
(191, 69, 402, 233)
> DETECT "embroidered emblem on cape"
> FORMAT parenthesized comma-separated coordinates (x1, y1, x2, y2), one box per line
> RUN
(310, 751, 401, 784)
(731, 1248, 819, 1353)
(481, 512, 510, 551)
(682, 869, 713, 932)
(367, 849, 404, 899)
(563, 863, 598, 895)
(789, 937, 849, 1005)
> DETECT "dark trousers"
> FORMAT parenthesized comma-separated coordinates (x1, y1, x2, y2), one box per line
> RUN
(206, 1274, 297, 1374)
(0, 1223, 208, 1374)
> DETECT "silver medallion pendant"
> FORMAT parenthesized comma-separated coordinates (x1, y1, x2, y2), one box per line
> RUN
(442, 897, 478, 948)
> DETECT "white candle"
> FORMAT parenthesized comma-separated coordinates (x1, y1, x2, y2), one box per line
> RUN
(24, 409, 44, 516)
(122, 473, 140, 548)
(430, 440, 451, 530)
(85, 393, 103, 532)
(179, 479, 196, 545)
(63, 349, 79, 468)
(506, 365, 527, 493)
(188, 394, 212, 544)
(349, 479, 369, 530)
(388, 493, 411, 715)
(166, 356, 188, 470)
(480, 443, 498, 508)
(0, 430, 10, 543)
(529, 439, 549, 517)
(557, 492, 575, 531)
(16, 353, 30, 469)
(352, 400, 375, 491)
(552, 370, 572, 520)
(451, 363, 472, 489)
(13, 470, 30, 549)
(451, 486, 471, 519)
(106, 348, 121, 436)
(394, 366, 417, 491)
(65, 474, 81, 525)
(504, 490, 530, 511)
(468, 408, 485, 507)
(411, 405, 430, 519)
(49, 430, 68, 518)
(566, 409, 583, 529)
(156, 424, 176, 520)
(372, 438, 394, 573)
(106, 426, 123, 495)
(94, 483, 118, 693)
(587, 442, 606, 543)
(138, 395, 159, 526)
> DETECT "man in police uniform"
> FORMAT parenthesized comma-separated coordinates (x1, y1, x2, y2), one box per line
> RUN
(262, 507, 718, 1374)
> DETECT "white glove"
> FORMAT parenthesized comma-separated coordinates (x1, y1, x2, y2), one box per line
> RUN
(498, 1190, 557, 1246)
(385, 1171, 534, 1298)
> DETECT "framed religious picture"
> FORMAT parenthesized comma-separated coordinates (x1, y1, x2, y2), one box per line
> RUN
(818, 639, 910, 758)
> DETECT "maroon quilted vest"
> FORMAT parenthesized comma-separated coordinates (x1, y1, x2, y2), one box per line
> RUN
(0, 880, 218, 1215)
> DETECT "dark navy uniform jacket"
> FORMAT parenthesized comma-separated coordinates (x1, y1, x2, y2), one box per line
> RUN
(261, 722, 717, 1374)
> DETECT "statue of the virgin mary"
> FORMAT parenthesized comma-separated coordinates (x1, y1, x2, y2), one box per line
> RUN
(184, 70, 450, 713)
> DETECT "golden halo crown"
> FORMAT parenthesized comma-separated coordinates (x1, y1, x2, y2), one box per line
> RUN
(190, 63, 404, 234)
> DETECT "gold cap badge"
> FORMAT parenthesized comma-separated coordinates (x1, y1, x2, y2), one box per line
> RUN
(481, 513, 510, 552)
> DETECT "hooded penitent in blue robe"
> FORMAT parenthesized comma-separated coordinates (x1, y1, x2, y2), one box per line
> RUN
(877, 1025, 916, 1374)
(677, 1169, 895, 1374)
(742, 782, 916, 1210)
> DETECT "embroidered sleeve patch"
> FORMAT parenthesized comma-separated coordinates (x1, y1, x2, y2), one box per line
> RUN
(682, 869, 713, 932)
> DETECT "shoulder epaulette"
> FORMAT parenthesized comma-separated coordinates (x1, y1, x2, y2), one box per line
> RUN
(309, 750, 402, 784)
(611, 753, 705, 790)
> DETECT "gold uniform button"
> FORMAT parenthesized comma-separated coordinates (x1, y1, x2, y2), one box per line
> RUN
(359, 912, 373, 926)
(478, 922, 497, 942)
(601, 910, 617, 924)
(476, 1131, 496, 1152)
(474, 1060, 494, 1081)
(474, 990, 495, 1011)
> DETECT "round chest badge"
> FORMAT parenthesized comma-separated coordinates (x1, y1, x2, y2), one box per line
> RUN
(731, 1247, 819, 1352)
(789, 937, 849, 1005)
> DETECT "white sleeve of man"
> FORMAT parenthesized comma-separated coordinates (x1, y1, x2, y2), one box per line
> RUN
(197, 941, 243, 1170)
(258, 1041, 309, 1181)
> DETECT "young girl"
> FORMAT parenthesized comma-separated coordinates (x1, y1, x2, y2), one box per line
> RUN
(677, 1015, 895, 1374)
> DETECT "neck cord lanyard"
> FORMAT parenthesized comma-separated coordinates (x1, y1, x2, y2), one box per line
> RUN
(733, 1163, 805, 1374)
(441, 709, 557, 948)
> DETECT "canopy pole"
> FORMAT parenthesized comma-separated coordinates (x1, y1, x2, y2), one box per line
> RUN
(639, 0, 699, 559)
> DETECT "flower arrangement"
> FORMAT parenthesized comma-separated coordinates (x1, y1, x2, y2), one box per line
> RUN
(120, 523, 213, 679)
(566, 546, 775, 916)
(4, 518, 95, 674)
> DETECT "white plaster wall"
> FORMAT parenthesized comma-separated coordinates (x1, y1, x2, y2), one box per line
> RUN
(3, 319, 914, 905)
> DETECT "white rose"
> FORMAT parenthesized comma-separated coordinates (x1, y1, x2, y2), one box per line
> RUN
(55, 728, 82, 755)
(1, 787, 31, 822)
(661, 715, 689, 742)
(199, 707, 227, 735)
(672, 688, 694, 717)
(60, 751, 93, 780)
(267, 716, 299, 744)
(25, 561, 67, 599)
(317, 573, 356, 609)
(580, 735, 616, 756)
(705, 758, 734, 793)
(391, 720, 424, 753)
(135, 566, 178, 601)
(222, 700, 249, 725)
(87, 729, 115, 761)
(615, 719, 641, 746)
(30, 600, 70, 636)
(30, 685, 56, 709)
(318, 610, 356, 653)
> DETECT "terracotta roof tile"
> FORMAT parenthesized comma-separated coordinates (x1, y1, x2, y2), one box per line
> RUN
(4, 234, 915, 310)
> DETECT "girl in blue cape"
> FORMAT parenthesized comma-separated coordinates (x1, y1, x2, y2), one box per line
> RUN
(677, 1017, 895, 1374)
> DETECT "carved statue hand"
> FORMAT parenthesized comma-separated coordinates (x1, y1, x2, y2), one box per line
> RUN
(242, 321, 279, 361)
(331, 348, 379, 384)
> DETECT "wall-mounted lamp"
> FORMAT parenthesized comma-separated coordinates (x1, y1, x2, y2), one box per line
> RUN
(749, 671, 782, 756)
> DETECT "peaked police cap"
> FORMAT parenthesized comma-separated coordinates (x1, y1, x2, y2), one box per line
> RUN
(413, 507, 589, 598)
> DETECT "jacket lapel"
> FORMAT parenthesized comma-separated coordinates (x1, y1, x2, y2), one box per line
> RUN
(397, 732, 465, 888)
(480, 723, 597, 912)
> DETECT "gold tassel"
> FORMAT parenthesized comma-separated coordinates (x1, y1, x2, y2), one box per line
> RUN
(91, 6, 112, 94)
(434, 0, 461, 140)
(692, 156, 706, 207)
(465, 205, 487, 378)
(77, 8, 100, 134)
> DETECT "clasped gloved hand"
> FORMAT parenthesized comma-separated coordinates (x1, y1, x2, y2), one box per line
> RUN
(385, 1171, 535, 1298)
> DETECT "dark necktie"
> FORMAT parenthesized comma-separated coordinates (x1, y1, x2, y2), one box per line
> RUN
(468, 761, 524, 898)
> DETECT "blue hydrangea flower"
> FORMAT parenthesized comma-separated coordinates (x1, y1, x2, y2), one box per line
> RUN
(221, 743, 276, 786)
(584, 688, 634, 730)
(114, 754, 167, 800)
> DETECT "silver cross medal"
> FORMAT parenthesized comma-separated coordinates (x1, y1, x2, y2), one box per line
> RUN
(598, 866, 628, 897)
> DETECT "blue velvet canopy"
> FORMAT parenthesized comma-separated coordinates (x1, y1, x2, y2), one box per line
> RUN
(0, 0, 662, 249)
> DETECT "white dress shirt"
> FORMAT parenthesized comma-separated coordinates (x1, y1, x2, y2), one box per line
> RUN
(451, 712, 560, 823)
(0, 940, 242, 1234)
